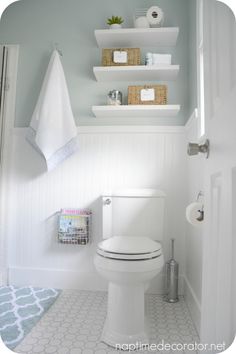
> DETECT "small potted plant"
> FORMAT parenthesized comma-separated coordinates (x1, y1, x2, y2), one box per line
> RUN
(107, 15, 124, 29)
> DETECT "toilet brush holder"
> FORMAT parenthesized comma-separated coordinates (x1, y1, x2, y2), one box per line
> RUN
(164, 238, 179, 303)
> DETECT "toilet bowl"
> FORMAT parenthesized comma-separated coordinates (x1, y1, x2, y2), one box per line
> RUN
(94, 189, 166, 349)
(94, 236, 164, 348)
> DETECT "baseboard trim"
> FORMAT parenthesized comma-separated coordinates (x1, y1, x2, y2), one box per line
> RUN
(0, 269, 8, 286)
(8, 266, 185, 295)
(8, 267, 108, 291)
(183, 276, 201, 335)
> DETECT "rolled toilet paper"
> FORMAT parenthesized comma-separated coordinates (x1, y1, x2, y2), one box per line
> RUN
(146, 6, 164, 27)
(186, 202, 204, 227)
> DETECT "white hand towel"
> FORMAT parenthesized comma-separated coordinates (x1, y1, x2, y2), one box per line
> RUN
(152, 54, 171, 65)
(26, 50, 79, 171)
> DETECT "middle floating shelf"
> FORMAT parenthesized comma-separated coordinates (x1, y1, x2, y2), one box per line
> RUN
(92, 105, 181, 118)
(93, 65, 180, 82)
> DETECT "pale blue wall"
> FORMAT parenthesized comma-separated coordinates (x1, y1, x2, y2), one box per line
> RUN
(0, 0, 194, 126)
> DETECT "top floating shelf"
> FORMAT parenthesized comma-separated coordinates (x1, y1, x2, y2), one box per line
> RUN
(95, 27, 179, 48)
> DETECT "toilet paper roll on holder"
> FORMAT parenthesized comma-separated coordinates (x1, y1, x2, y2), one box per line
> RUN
(196, 191, 204, 221)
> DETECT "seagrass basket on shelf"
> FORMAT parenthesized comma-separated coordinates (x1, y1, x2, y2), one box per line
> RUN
(128, 85, 167, 105)
(102, 48, 141, 66)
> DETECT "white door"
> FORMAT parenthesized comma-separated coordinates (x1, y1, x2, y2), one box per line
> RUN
(200, 0, 236, 351)
(0, 45, 8, 165)
(0, 45, 18, 286)
(0, 45, 3, 76)
(0, 45, 4, 145)
(0, 44, 7, 285)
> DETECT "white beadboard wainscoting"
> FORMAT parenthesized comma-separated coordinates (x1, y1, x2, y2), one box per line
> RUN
(6, 126, 187, 294)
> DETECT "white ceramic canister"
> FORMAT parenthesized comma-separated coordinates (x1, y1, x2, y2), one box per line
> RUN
(134, 16, 150, 28)
(107, 90, 122, 105)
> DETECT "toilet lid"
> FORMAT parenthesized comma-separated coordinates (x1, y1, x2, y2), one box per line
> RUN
(97, 236, 162, 260)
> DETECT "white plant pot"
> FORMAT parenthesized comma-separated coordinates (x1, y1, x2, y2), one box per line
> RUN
(110, 23, 122, 29)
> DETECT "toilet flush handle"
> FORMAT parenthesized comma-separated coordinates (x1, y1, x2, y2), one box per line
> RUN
(104, 198, 111, 205)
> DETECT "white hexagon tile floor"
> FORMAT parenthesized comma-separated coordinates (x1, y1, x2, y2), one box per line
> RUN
(14, 290, 199, 354)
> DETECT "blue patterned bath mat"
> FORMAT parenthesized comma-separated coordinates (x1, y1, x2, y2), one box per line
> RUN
(0, 285, 61, 350)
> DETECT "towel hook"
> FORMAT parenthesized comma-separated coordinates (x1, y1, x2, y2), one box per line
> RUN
(53, 42, 63, 57)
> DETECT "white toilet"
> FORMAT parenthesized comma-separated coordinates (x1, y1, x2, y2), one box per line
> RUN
(94, 189, 165, 348)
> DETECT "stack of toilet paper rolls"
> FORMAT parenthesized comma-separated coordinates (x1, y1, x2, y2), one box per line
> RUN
(134, 6, 164, 28)
(146, 6, 164, 27)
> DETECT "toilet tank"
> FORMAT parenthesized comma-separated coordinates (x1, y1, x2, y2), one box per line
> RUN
(102, 189, 166, 241)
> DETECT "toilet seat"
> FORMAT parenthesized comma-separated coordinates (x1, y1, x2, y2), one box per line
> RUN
(97, 236, 162, 261)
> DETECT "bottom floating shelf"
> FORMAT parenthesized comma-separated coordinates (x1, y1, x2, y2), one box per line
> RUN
(92, 105, 180, 118)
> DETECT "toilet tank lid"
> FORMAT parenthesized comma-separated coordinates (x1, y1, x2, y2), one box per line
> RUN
(102, 189, 166, 198)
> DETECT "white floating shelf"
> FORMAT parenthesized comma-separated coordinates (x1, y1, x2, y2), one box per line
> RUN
(95, 27, 179, 48)
(92, 105, 180, 118)
(93, 65, 179, 82)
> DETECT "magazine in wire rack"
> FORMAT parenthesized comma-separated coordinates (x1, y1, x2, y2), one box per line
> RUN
(58, 208, 92, 245)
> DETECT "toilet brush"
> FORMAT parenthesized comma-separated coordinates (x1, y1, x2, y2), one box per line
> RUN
(164, 238, 179, 303)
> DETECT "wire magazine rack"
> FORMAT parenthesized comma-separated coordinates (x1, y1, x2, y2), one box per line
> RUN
(58, 208, 92, 245)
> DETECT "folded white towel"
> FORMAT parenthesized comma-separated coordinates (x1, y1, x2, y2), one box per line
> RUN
(26, 50, 79, 171)
(152, 54, 171, 65)
(145, 53, 172, 66)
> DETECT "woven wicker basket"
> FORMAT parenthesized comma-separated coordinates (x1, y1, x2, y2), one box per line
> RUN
(128, 85, 167, 105)
(102, 48, 141, 66)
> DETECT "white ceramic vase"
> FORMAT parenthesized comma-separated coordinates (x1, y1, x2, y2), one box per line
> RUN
(110, 23, 122, 29)
(134, 16, 150, 28)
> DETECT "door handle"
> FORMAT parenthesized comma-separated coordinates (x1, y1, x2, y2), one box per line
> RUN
(187, 139, 210, 159)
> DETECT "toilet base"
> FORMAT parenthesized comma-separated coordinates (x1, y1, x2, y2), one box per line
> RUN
(101, 282, 149, 350)
(94, 253, 164, 351)
(102, 321, 149, 350)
